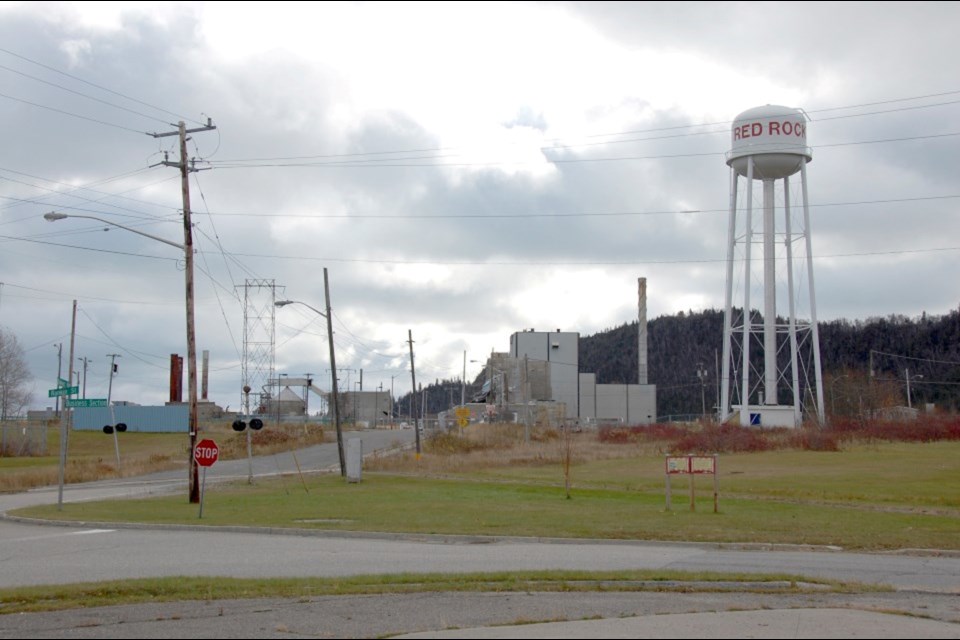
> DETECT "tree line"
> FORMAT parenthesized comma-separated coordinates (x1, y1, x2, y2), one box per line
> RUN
(397, 306, 960, 420)
(580, 307, 960, 417)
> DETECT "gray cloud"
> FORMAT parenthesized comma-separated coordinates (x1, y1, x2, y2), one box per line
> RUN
(2, 2, 957, 410)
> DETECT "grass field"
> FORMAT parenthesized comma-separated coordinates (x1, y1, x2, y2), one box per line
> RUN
(2, 425, 955, 615)
(0, 421, 329, 492)
(13, 434, 960, 551)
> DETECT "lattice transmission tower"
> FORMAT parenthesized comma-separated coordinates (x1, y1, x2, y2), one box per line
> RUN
(241, 279, 282, 415)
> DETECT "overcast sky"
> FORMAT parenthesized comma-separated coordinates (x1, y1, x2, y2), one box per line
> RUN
(2, 1, 958, 412)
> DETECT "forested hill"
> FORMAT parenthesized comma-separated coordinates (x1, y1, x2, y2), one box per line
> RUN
(580, 307, 960, 417)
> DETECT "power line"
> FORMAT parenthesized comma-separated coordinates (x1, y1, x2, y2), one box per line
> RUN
(201, 129, 960, 170)
(78, 307, 169, 369)
(544, 97, 960, 151)
(0, 62, 176, 126)
(558, 89, 960, 143)
(0, 281, 185, 306)
(869, 349, 960, 367)
(0, 232, 180, 261)
(194, 244, 960, 267)
(189, 173, 244, 363)
(0, 90, 152, 135)
(0, 46, 204, 126)
(204, 89, 960, 166)
(186, 193, 960, 220)
(0, 171, 179, 220)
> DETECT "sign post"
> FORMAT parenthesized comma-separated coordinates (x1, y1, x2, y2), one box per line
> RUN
(194, 439, 219, 518)
(665, 454, 718, 512)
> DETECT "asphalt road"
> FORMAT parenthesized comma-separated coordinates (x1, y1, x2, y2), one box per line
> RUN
(1, 427, 959, 638)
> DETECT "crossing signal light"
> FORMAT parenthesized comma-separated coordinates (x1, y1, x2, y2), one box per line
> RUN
(232, 418, 264, 432)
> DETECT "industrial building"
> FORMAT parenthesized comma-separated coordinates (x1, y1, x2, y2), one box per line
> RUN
(476, 278, 657, 426)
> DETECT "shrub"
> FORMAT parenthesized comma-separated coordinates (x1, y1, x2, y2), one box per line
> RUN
(828, 415, 960, 443)
(786, 428, 841, 452)
(672, 424, 774, 454)
(597, 423, 687, 444)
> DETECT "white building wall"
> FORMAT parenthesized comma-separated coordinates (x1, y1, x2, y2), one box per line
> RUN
(596, 384, 657, 425)
(511, 330, 579, 420)
(579, 373, 596, 420)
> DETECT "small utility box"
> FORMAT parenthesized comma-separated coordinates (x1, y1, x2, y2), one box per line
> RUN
(346, 437, 363, 483)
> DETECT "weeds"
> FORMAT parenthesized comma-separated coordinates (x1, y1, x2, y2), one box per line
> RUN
(369, 416, 960, 476)
(216, 423, 328, 459)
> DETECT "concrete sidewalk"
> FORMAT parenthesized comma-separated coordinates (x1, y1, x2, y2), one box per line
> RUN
(397, 608, 960, 639)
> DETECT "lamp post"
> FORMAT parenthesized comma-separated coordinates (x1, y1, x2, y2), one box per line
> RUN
(275, 269, 344, 476)
(45, 211, 201, 503)
(54, 343, 62, 418)
(906, 369, 923, 410)
(390, 374, 398, 425)
(277, 373, 288, 425)
(696, 362, 708, 420)
(829, 374, 850, 416)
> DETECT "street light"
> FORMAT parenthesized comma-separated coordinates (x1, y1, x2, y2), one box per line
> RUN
(275, 271, 344, 476)
(906, 368, 924, 410)
(829, 374, 850, 416)
(696, 362, 708, 419)
(45, 210, 201, 503)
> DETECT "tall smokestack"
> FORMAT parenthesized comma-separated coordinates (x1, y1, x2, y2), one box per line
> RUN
(638, 277, 648, 385)
(170, 354, 183, 403)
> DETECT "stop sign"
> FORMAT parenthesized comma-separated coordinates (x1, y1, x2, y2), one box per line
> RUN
(194, 439, 219, 467)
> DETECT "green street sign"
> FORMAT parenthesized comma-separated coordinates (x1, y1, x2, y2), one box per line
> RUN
(57, 377, 70, 389)
(48, 386, 79, 398)
(65, 398, 108, 408)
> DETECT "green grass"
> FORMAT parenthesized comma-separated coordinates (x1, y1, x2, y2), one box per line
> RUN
(464, 441, 960, 511)
(0, 570, 868, 615)
(15, 441, 960, 550)
(3, 437, 952, 614)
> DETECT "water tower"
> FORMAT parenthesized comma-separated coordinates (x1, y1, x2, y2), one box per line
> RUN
(720, 105, 825, 427)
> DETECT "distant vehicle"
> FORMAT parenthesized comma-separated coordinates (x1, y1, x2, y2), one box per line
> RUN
(400, 422, 410, 429)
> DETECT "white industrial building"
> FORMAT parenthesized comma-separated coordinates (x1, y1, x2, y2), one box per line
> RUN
(479, 278, 657, 426)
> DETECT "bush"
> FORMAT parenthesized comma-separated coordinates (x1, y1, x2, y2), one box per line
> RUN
(672, 424, 774, 454)
(828, 416, 960, 443)
(425, 432, 488, 454)
(597, 423, 687, 444)
(787, 428, 841, 452)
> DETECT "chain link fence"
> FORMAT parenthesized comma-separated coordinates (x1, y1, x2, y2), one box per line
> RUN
(1, 420, 49, 457)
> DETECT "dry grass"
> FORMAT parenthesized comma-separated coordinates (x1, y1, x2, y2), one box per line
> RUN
(215, 422, 329, 459)
(364, 423, 661, 475)
(0, 420, 331, 493)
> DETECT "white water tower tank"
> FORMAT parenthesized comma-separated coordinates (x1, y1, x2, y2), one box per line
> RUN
(726, 105, 811, 180)
(719, 104, 824, 428)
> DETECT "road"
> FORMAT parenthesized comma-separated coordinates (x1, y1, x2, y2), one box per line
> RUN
(1, 427, 958, 638)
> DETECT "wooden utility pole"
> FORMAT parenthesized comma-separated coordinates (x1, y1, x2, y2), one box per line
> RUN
(57, 300, 77, 511)
(408, 330, 420, 455)
(154, 118, 216, 504)
(80, 356, 91, 399)
(324, 268, 345, 476)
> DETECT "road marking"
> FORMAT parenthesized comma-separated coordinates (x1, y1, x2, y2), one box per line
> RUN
(2, 529, 116, 543)
(71, 529, 116, 535)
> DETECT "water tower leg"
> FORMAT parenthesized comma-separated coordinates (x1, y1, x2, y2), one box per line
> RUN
(763, 179, 777, 406)
(740, 157, 755, 426)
